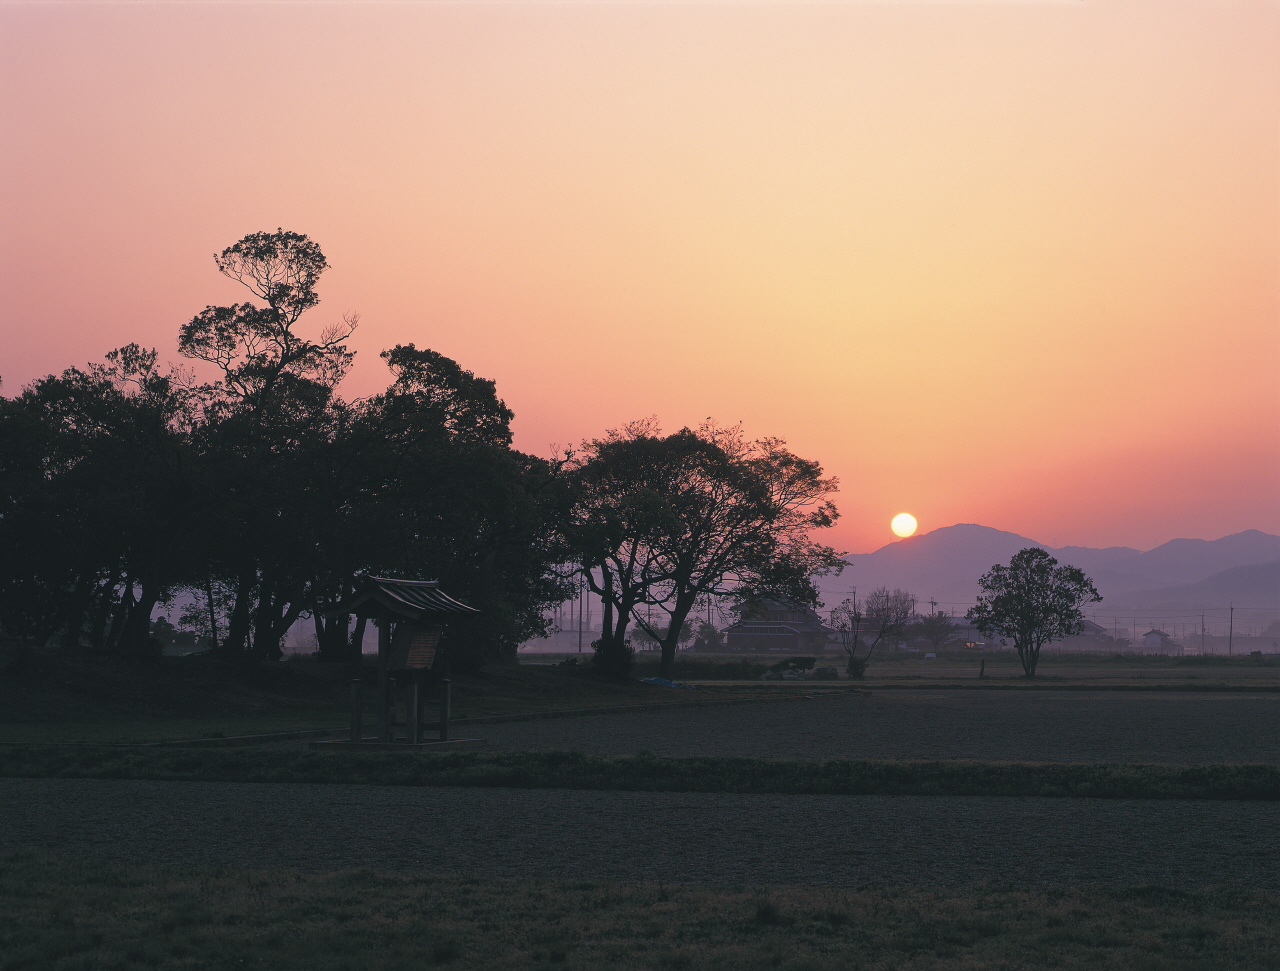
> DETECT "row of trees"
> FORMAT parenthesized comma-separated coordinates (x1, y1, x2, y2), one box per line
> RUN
(0, 231, 845, 679)
(0, 232, 568, 668)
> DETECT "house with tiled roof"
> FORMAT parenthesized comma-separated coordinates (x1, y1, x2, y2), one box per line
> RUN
(720, 600, 835, 653)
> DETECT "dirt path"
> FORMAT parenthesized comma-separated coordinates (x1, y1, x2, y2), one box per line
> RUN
(3, 777, 1276, 889)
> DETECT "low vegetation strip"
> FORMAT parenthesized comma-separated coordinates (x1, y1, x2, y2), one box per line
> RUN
(4, 849, 1279, 971)
(862, 680, 1280, 692)
(3, 746, 1279, 801)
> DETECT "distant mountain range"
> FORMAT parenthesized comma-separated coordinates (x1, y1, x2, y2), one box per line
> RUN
(818, 525, 1280, 613)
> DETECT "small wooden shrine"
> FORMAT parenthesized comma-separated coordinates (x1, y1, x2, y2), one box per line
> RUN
(324, 575, 480, 747)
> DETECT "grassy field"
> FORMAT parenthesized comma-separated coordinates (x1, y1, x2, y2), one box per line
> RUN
(0, 653, 836, 744)
(5, 648, 1277, 746)
(611, 650, 1280, 691)
(7, 653, 1280, 970)
(3, 746, 1278, 801)
(4, 849, 1279, 971)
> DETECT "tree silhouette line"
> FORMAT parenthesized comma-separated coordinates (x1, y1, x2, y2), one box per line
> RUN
(0, 231, 843, 680)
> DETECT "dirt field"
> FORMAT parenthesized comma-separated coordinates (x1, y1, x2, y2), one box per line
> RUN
(3, 777, 1277, 889)
(470, 689, 1280, 764)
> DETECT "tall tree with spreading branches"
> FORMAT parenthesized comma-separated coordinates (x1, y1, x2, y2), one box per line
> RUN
(564, 420, 841, 681)
(967, 548, 1101, 677)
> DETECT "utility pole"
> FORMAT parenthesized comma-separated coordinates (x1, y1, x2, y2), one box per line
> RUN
(577, 577, 584, 653)
(1229, 602, 1234, 655)
(1201, 613, 1205, 655)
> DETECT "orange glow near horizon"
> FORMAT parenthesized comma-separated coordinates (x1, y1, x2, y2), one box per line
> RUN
(0, 1, 1276, 553)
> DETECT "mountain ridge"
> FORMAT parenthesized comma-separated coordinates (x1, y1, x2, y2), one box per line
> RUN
(819, 525, 1280, 611)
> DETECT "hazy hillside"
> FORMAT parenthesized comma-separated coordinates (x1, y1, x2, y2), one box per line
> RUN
(818, 525, 1280, 611)
(1133, 531, 1280, 586)
(1113, 560, 1280, 611)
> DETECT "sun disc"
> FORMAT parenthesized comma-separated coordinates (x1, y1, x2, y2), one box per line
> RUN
(891, 513, 918, 538)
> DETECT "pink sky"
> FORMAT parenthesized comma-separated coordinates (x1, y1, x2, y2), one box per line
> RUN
(1, 0, 1277, 553)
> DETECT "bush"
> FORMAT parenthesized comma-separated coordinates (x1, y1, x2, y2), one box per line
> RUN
(591, 637, 634, 681)
(845, 656, 868, 679)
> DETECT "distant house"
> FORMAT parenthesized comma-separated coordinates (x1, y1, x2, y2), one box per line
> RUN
(1046, 618, 1114, 653)
(1142, 629, 1183, 655)
(721, 601, 835, 653)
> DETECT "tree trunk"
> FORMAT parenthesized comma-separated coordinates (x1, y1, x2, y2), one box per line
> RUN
(121, 579, 162, 663)
(87, 575, 121, 651)
(222, 572, 255, 658)
(349, 615, 367, 673)
(250, 576, 304, 662)
(104, 579, 134, 654)
(657, 599, 696, 680)
(268, 594, 306, 659)
(205, 577, 220, 652)
(1017, 639, 1040, 677)
(315, 606, 352, 662)
(588, 566, 634, 683)
(60, 574, 93, 651)
(252, 571, 277, 661)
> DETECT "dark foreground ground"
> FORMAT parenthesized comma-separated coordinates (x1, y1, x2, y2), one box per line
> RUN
(471, 689, 1280, 763)
(4, 777, 1277, 890)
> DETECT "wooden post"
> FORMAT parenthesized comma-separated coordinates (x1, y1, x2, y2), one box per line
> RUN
(350, 679, 362, 742)
(409, 672, 422, 745)
(377, 617, 391, 742)
(439, 678, 451, 742)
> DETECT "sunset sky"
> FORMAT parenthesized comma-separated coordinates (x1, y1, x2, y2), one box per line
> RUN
(1, 0, 1276, 554)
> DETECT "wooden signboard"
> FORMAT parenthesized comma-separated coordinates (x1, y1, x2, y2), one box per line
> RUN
(388, 623, 442, 671)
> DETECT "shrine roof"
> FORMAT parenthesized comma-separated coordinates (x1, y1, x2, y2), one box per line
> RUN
(332, 575, 479, 621)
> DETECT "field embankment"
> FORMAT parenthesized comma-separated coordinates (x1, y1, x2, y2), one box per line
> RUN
(4, 746, 1279, 801)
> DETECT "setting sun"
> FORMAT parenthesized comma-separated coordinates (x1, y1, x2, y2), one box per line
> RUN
(891, 513, 918, 538)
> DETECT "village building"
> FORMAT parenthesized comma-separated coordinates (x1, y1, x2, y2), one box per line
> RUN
(1142, 628, 1183, 655)
(720, 601, 835, 653)
(1044, 618, 1114, 652)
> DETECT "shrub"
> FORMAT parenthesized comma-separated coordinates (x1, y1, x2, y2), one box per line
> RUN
(631, 658, 772, 680)
(591, 637, 634, 681)
(767, 656, 816, 673)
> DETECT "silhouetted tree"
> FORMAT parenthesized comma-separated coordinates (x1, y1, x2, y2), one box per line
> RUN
(691, 618, 724, 651)
(967, 548, 1101, 677)
(0, 346, 198, 660)
(179, 229, 357, 662)
(832, 587, 915, 678)
(909, 611, 960, 652)
(564, 420, 841, 680)
(323, 344, 569, 670)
